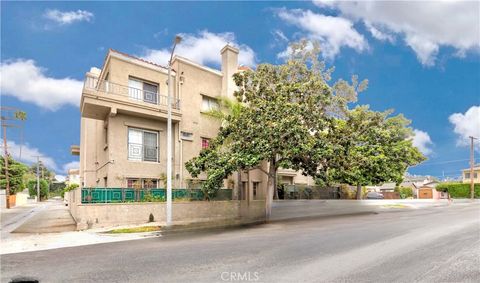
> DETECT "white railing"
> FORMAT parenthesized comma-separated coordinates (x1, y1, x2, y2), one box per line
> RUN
(84, 75, 180, 109)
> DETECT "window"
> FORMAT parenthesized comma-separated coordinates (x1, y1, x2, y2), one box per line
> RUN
(475, 173, 478, 179)
(465, 173, 471, 179)
(253, 182, 260, 199)
(127, 178, 158, 188)
(128, 128, 158, 162)
(127, 178, 141, 188)
(128, 77, 158, 104)
(143, 179, 158, 188)
(201, 138, 210, 149)
(201, 95, 219, 112)
(181, 131, 193, 141)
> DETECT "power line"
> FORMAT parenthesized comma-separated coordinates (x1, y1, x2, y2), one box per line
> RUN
(412, 158, 474, 166)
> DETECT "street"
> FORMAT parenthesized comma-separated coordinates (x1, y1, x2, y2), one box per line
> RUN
(1, 203, 479, 283)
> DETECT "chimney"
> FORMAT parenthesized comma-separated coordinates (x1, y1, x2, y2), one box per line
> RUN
(221, 45, 239, 98)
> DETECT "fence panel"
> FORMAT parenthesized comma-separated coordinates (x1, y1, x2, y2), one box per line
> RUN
(81, 188, 232, 203)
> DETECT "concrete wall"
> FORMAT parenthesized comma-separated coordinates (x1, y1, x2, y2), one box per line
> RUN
(0, 190, 5, 208)
(15, 190, 29, 206)
(68, 189, 265, 230)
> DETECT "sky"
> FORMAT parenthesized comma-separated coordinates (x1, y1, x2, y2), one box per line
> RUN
(1, 1, 479, 181)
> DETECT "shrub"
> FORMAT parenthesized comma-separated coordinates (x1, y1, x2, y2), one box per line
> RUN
(436, 183, 480, 198)
(27, 179, 49, 200)
(142, 193, 165, 202)
(62, 183, 79, 198)
(395, 186, 413, 199)
(339, 184, 355, 199)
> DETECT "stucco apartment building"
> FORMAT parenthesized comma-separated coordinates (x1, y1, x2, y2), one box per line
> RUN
(79, 44, 313, 201)
(462, 164, 480, 184)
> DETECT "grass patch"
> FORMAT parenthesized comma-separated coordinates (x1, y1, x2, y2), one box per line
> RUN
(106, 226, 161, 234)
(382, 204, 408, 209)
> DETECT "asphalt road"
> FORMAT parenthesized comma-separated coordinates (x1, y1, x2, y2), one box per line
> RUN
(2, 203, 479, 283)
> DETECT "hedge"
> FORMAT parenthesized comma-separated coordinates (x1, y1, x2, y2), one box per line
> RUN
(436, 183, 480, 198)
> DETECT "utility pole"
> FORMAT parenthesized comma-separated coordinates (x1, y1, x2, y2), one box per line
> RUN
(469, 136, 477, 200)
(166, 35, 182, 226)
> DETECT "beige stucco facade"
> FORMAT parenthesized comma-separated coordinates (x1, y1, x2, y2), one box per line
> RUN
(78, 45, 314, 199)
(462, 166, 480, 184)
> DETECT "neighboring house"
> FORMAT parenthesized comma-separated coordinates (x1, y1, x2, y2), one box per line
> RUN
(462, 164, 480, 184)
(78, 45, 312, 201)
(411, 180, 448, 199)
(66, 169, 80, 186)
(366, 182, 396, 193)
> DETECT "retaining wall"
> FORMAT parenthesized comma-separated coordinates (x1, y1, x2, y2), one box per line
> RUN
(68, 189, 266, 230)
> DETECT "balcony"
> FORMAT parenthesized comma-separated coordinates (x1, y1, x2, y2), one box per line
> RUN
(81, 75, 181, 121)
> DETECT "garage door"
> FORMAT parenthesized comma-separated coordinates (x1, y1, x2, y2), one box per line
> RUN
(419, 188, 433, 199)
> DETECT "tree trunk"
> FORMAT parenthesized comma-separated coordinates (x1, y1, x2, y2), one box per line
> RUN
(356, 184, 362, 200)
(273, 171, 279, 200)
(235, 171, 241, 200)
(265, 160, 276, 220)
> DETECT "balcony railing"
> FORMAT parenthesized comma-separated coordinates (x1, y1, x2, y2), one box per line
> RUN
(84, 75, 180, 110)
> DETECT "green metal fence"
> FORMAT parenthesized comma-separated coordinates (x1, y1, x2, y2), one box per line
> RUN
(81, 188, 232, 203)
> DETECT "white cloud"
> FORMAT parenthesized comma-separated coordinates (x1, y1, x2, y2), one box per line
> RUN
(139, 30, 256, 67)
(43, 9, 94, 25)
(62, 161, 80, 172)
(272, 29, 289, 42)
(449, 106, 480, 150)
(276, 8, 367, 59)
(6, 140, 58, 171)
(0, 59, 83, 110)
(412, 129, 434, 156)
(364, 21, 394, 43)
(5, 140, 78, 174)
(55, 175, 67, 182)
(314, 0, 480, 66)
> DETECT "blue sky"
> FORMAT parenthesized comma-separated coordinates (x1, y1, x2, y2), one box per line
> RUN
(1, 1, 479, 181)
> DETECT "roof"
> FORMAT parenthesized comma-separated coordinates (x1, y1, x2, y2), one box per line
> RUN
(462, 165, 480, 171)
(238, 66, 251, 71)
(109, 49, 169, 70)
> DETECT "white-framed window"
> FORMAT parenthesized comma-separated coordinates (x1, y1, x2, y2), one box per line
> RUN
(465, 172, 471, 179)
(128, 128, 159, 162)
(201, 95, 219, 112)
(128, 77, 158, 104)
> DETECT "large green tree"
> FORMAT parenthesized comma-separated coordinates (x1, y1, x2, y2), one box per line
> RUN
(187, 41, 364, 217)
(323, 106, 426, 199)
(0, 155, 29, 195)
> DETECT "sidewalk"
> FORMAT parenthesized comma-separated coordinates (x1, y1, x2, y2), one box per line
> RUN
(1, 200, 51, 239)
(12, 199, 76, 233)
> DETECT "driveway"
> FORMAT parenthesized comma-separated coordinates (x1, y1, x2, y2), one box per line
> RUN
(1, 198, 75, 239)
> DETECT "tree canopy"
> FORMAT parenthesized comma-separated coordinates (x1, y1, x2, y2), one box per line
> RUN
(323, 106, 426, 199)
(0, 155, 29, 195)
(186, 40, 426, 216)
